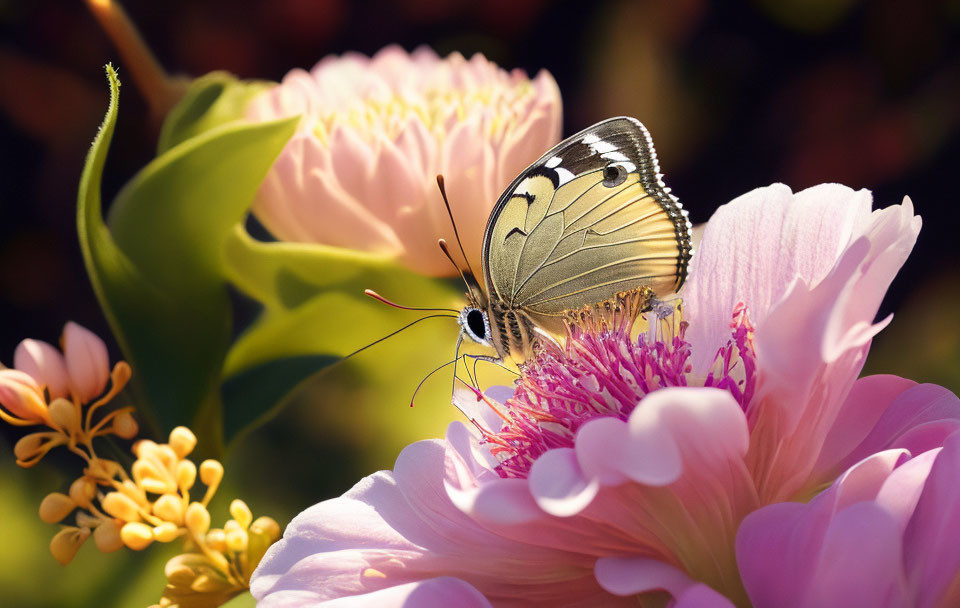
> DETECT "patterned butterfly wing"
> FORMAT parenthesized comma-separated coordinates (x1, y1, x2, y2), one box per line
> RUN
(482, 117, 692, 335)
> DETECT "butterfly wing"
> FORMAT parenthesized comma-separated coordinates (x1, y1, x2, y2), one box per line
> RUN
(482, 117, 692, 332)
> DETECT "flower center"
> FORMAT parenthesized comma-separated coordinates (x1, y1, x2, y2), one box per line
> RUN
(476, 296, 757, 479)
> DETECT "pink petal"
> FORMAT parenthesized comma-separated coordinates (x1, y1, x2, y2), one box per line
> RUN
(528, 448, 599, 517)
(746, 197, 920, 502)
(62, 322, 110, 403)
(13, 338, 69, 399)
(839, 383, 960, 474)
(253, 438, 612, 606)
(681, 183, 873, 372)
(812, 374, 917, 483)
(0, 369, 48, 422)
(738, 450, 915, 607)
(594, 557, 735, 607)
(299, 578, 493, 608)
(903, 432, 960, 608)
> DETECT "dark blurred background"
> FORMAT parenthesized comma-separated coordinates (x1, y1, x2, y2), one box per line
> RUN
(0, 1, 958, 605)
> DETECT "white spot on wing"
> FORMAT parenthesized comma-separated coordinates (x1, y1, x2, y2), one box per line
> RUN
(545, 156, 562, 168)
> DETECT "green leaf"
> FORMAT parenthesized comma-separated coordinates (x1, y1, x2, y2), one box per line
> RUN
(220, 228, 464, 441)
(78, 65, 298, 444)
(157, 71, 275, 154)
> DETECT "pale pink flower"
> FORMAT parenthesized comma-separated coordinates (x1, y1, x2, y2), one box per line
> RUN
(737, 431, 960, 608)
(251, 184, 960, 606)
(1, 322, 112, 422)
(246, 45, 562, 276)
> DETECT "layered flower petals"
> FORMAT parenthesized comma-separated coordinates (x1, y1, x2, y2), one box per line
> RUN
(737, 435, 960, 608)
(247, 45, 562, 276)
(681, 183, 874, 372)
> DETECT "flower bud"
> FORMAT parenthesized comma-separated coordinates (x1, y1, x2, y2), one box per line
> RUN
(14, 432, 62, 467)
(132, 439, 157, 459)
(250, 516, 281, 541)
(102, 492, 142, 522)
(62, 322, 110, 403)
(153, 494, 185, 525)
(69, 477, 97, 508)
(48, 398, 81, 435)
(205, 528, 226, 552)
(0, 370, 49, 424)
(185, 502, 210, 536)
(153, 522, 180, 543)
(168, 426, 197, 458)
(39, 493, 76, 523)
(112, 411, 138, 439)
(14, 338, 69, 399)
(176, 460, 197, 491)
(225, 526, 248, 553)
(120, 521, 154, 550)
(50, 526, 90, 565)
(94, 520, 123, 553)
(199, 460, 223, 487)
(229, 499, 252, 529)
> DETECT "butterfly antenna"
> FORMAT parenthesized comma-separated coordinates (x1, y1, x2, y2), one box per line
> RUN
(341, 313, 457, 364)
(436, 174, 478, 279)
(409, 355, 460, 408)
(438, 239, 471, 289)
(364, 289, 459, 314)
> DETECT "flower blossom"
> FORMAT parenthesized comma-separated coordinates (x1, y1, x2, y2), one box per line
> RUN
(246, 45, 562, 276)
(0, 322, 134, 467)
(251, 183, 960, 606)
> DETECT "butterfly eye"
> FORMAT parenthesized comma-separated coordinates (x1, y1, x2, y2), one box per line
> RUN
(466, 309, 487, 340)
(602, 163, 627, 187)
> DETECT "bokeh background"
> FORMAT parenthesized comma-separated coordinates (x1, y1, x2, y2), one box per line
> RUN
(1, 1, 958, 605)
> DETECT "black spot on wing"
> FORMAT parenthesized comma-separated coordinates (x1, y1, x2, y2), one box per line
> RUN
(505, 226, 527, 240)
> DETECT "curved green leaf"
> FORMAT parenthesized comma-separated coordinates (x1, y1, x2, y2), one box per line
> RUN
(157, 71, 275, 154)
(78, 65, 298, 446)
(220, 228, 464, 441)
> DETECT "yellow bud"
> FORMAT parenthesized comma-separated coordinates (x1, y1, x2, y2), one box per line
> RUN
(152, 494, 185, 525)
(93, 520, 123, 553)
(199, 460, 223, 487)
(39, 493, 76, 524)
(185, 502, 210, 536)
(140, 478, 173, 495)
(48, 398, 80, 435)
(155, 445, 178, 470)
(69, 477, 97, 508)
(14, 432, 63, 467)
(120, 522, 154, 550)
(49, 526, 90, 565)
(132, 439, 157, 459)
(205, 528, 226, 552)
(101, 492, 142, 522)
(250, 516, 281, 541)
(225, 526, 248, 553)
(118, 479, 149, 506)
(168, 426, 197, 458)
(176, 460, 197, 491)
(112, 411, 138, 439)
(153, 522, 180, 543)
(229, 499, 253, 529)
(191, 574, 232, 593)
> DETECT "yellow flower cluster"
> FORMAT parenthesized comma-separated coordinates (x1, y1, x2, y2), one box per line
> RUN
(2, 326, 281, 607)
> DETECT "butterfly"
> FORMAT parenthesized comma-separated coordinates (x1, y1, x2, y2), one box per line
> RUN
(444, 116, 693, 365)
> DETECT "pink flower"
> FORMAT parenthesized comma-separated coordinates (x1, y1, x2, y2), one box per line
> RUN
(246, 45, 562, 276)
(1, 322, 113, 422)
(251, 183, 960, 606)
(737, 431, 960, 608)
